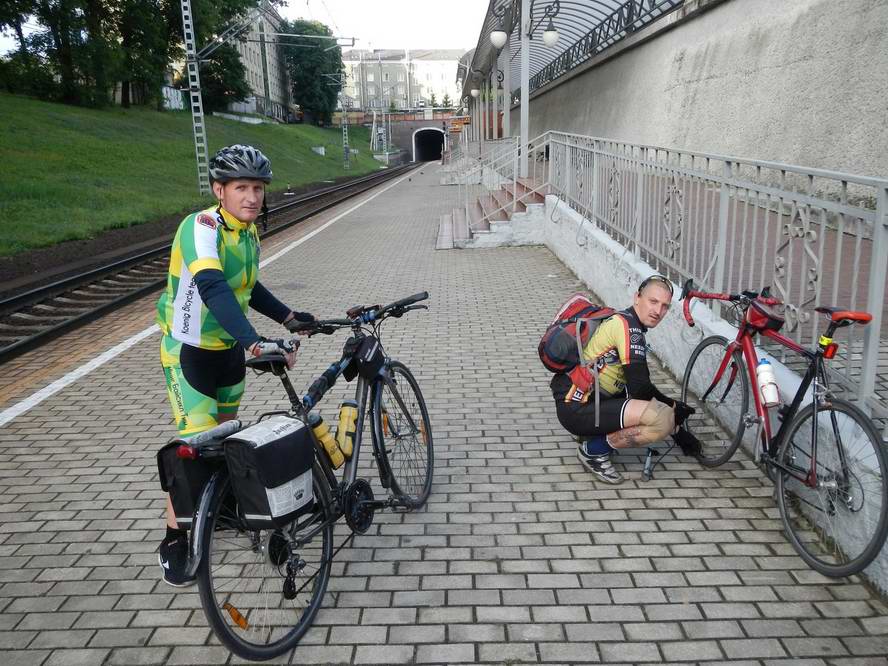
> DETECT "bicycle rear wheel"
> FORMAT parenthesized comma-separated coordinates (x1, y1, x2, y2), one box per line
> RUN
(775, 398, 888, 577)
(372, 360, 434, 508)
(196, 465, 333, 661)
(681, 335, 750, 466)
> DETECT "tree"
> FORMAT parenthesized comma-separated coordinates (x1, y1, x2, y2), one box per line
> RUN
(441, 93, 452, 109)
(280, 19, 341, 124)
(0, 0, 31, 57)
(429, 92, 438, 108)
(117, 1, 174, 108)
(33, 0, 83, 104)
(197, 43, 250, 112)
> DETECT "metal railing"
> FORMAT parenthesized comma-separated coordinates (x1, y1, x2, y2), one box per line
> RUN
(442, 128, 888, 427)
(537, 130, 888, 428)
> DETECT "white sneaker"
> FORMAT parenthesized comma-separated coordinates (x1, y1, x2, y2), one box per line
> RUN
(577, 446, 624, 484)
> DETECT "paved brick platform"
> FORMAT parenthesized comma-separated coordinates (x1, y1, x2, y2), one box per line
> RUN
(0, 166, 886, 665)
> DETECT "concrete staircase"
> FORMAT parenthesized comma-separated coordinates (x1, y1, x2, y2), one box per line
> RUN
(437, 177, 547, 249)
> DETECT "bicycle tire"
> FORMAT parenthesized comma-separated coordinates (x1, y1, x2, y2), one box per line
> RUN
(681, 335, 750, 467)
(372, 360, 434, 509)
(197, 464, 333, 661)
(775, 398, 888, 577)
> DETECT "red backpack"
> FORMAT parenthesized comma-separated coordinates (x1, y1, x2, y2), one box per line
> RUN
(538, 293, 615, 393)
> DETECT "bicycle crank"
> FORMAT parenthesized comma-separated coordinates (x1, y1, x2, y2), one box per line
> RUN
(344, 478, 375, 534)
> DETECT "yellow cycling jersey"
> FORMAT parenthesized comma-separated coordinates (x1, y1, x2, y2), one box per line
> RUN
(156, 206, 259, 350)
(553, 307, 649, 403)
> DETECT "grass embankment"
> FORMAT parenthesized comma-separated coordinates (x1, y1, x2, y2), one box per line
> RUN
(0, 93, 381, 257)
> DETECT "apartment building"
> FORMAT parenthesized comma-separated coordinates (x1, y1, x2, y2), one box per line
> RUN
(341, 49, 465, 110)
(230, 5, 294, 121)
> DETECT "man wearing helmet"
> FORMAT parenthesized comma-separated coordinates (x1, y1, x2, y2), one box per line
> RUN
(155, 144, 314, 586)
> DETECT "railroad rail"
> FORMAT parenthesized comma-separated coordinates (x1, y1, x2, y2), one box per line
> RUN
(0, 164, 419, 364)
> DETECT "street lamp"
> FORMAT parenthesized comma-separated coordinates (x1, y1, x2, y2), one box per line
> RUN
(528, 0, 560, 46)
(490, 3, 509, 49)
(470, 88, 480, 98)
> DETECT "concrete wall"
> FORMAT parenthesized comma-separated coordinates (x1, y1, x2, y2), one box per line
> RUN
(511, 0, 888, 178)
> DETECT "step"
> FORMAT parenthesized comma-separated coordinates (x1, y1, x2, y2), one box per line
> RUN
(436, 214, 454, 250)
(452, 207, 470, 242)
(515, 177, 547, 204)
(478, 193, 508, 223)
(490, 189, 515, 217)
(467, 201, 490, 233)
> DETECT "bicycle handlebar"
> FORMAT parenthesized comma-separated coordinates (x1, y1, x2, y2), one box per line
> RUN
(293, 292, 430, 335)
(680, 279, 781, 327)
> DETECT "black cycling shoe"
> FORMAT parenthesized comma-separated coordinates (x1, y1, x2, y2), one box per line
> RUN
(672, 428, 703, 458)
(158, 536, 197, 588)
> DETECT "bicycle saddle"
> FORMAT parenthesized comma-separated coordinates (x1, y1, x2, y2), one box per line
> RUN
(246, 352, 289, 374)
(814, 306, 872, 326)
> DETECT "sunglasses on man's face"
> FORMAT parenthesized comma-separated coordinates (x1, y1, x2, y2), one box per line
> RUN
(638, 275, 674, 297)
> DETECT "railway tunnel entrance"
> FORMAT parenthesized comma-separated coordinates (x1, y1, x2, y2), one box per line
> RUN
(412, 128, 445, 162)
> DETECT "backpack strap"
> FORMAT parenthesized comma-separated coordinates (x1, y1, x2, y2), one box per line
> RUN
(574, 317, 601, 428)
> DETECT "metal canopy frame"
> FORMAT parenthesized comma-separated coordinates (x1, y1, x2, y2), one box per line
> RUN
(462, 0, 683, 100)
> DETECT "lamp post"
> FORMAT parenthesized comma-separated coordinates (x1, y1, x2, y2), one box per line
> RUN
(493, 0, 559, 177)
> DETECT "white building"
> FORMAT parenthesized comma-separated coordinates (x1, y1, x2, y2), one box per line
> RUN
(230, 6, 293, 121)
(342, 49, 465, 111)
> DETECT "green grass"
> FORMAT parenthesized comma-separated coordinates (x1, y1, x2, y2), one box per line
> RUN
(0, 93, 382, 257)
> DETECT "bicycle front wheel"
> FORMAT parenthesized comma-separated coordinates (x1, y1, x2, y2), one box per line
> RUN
(197, 465, 333, 661)
(372, 360, 434, 509)
(775, 398, 888, 578)
(681, 335, 750, 466)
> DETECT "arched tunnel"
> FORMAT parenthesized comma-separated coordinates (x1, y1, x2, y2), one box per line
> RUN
(412, 128, 445, 162)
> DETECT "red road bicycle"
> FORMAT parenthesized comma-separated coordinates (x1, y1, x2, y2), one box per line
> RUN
(678, 279, 888, 577)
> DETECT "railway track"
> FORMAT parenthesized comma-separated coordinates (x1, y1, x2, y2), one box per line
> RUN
(0, 164, 418, 364)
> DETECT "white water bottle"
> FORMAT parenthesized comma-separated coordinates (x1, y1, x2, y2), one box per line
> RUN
(756, 359, 780, 408)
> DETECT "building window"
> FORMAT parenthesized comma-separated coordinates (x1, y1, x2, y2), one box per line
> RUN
(398, 72, 405, 82)
(384, 72, 389, 82)
(367, 73, 375, 82)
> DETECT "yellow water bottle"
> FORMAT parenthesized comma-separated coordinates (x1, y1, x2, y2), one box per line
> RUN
(308, 412, 344, 469)
(336, 400, 358, 458)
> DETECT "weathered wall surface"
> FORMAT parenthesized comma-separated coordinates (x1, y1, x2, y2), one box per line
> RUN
(511, 0, 888, 177)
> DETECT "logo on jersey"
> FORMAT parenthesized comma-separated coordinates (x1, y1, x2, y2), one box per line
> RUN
(196, 213, 217, 230)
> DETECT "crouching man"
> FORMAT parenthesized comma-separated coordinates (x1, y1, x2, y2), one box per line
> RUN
(551, 275, 702, 484)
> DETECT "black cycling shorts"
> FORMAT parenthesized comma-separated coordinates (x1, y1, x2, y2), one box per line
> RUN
(555, 395, 630, 437)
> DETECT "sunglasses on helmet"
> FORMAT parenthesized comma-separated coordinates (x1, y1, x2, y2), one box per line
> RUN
(638, 274, 674, 297)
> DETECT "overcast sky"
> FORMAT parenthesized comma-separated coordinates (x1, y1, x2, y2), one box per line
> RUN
(0, 1, 488, 56)
(288, 0, 488, 52)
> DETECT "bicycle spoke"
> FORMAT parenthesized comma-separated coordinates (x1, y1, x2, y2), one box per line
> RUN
(777, 400, 888, 577)
(681, 336, 749, 467)
(197, 474, 333, 659)
(374, 362, 433, 507)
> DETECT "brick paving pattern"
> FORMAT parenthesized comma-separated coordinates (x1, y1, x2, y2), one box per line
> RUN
(0, 167, 886, 665)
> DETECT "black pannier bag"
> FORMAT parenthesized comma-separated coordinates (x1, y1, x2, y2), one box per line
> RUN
(157, 441, 218, 530)
(223, 416, 314, 529)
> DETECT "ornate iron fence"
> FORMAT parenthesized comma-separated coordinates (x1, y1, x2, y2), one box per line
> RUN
(539, 131, 888, 428)
(529, 0, 684, 93)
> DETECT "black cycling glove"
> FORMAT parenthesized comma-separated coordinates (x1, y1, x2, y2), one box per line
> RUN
(284, 311, 316, 333)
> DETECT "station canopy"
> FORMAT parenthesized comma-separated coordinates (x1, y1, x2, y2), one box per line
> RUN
(460, 0, 684, 101)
